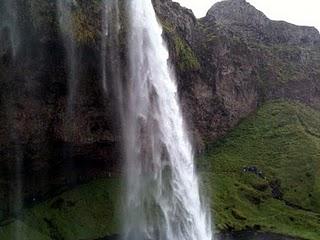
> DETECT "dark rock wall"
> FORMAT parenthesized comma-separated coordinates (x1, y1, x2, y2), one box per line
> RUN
(0, 0, 122, 220)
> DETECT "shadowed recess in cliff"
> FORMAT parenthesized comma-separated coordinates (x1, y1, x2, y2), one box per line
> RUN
(122, 0, 212, 239)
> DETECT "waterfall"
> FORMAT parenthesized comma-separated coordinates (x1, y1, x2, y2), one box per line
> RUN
(56, 0, 79, 185)
(101, 0, 125, 141)
(56, 0, 78, 117)
(1, 1, 23, 238)
(101, 0, 122, 100)
(101, 1, 109, 93)
(0, 0, 19, 57)
(123, 0, 212, 239)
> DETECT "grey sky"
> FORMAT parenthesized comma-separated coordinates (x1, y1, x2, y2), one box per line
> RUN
(175, 0, 320, 31)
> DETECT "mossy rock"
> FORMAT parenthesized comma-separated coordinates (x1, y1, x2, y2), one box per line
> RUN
(173, 35, 200, 72)
(159, 18, 200, 72)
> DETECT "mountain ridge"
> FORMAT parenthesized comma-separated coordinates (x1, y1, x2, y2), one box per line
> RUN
(205, 0, 320, 45)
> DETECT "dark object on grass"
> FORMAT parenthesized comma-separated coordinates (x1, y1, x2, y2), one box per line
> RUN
(242, 166, 265, 179)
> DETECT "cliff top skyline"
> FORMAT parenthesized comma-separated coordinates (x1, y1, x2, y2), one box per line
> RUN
(175, 0, 320, 31)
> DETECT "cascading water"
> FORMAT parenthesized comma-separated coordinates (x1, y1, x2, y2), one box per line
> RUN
(56, 0, 78, 116)
(101, 1, 109, 93)
(123, 0, 212, 239)
(101, 0, 122, 99)
(1, 1, 23, 238)
(56, 0, 79, 183)
(0, 0, 19, 57)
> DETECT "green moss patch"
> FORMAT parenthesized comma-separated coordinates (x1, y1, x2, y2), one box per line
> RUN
(159, 18, 200, 72)
(173, 35, 200, 72)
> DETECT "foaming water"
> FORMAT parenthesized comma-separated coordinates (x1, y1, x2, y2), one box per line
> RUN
(123, 0, 212, 239)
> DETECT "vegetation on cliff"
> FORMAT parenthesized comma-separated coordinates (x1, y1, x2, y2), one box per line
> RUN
(173, 35, 200, 72)
(159, 18, 200, 72)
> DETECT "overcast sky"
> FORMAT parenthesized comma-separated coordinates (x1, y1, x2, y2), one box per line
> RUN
(175, 0, 320, 31)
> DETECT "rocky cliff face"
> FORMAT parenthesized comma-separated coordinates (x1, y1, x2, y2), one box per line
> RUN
(0, 0, 319, 221)
(154, 0, 320, 149)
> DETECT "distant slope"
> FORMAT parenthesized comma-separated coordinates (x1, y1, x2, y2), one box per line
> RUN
(199, 101, 320, 239)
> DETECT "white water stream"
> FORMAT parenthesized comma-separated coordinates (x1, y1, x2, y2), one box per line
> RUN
(123, 0, 212, 239)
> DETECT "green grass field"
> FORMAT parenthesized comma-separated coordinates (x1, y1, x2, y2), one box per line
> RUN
(199, 101, 320, 239)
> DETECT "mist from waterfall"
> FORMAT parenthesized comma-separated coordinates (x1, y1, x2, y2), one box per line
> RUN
(56, 0, 78, 117)
(123, 0, 212, 239)
(101, 1, 109, 94)
(56, 0, 79, 185)
(101, 0, 123, 105)
(0, 0, 19, 57)
(1, 1, 23, 238)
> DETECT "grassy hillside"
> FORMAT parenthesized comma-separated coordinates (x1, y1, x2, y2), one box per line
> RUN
(199, 101, 320, 239)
